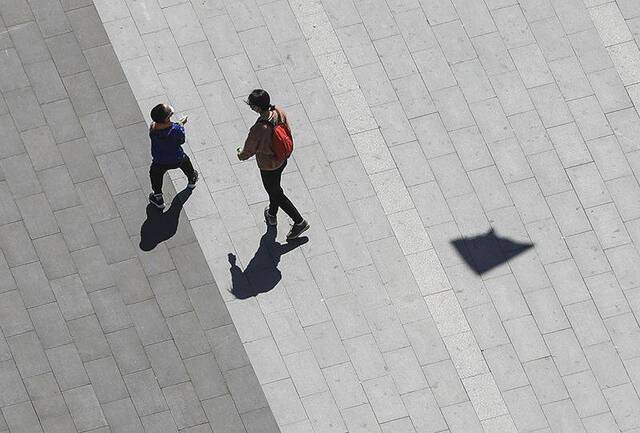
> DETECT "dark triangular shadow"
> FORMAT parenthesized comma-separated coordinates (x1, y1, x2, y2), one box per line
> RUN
(451, 228, 533, 275)
(229, 225, 308, 299)
(139, 189, 192, 251)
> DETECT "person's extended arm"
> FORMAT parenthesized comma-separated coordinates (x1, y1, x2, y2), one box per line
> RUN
(237, 124, 264, 160)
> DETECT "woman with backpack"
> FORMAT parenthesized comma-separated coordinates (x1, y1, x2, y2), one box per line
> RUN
(237, 89, 310, 240)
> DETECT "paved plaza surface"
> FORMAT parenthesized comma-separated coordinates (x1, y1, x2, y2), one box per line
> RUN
(2, 0, 640, 432)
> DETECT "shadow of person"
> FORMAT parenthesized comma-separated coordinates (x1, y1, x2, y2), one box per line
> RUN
(139, 188, 192, 251)
(451, 228, 533, 275)
(229, 225, 308, 299)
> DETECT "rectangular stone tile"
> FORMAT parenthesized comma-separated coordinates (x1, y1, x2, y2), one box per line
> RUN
(344, 334, 386, 381)
(465, 303, 509, 350)
(342, 404, 381, 433)
(224, 364, 269, 414)
(1, 153, 41, 200)
(586, 135, 632, 182)
(20, 126, 63, 171)
(327, 224, 372, 270)
(16, 193, 57, 240)
(565, 231, 611, 277)
(283, 350, 326, 398)
(503, 386, 548, 432)
(85, 356, 128, 404)
(303, 391, 347, 433)
(564, 300, 610, 349)
(504, 315, 549, 362)
(403, 318, 448, 366)
(67, 315, 111, 362)
(0, 359, 29, 407)
(89, 286, 132, 334)
(391, 74, 436, 120)
(582, 412, 619, 433)
(124, 369, 168, 416)
(145, 340, 189, 388)
(413, 46, 455, 91)
(400, 390, 445, 433)
(0, 0, 34, 27)
(603, 383, 640, 430)
(184, 353, 226, 401)
(63, 384, 106, 431)
(565, 370, 608, 418)
(586, 203, 630, 249)
(608, 41, 640, 85)
(607, 176, 640, 221)
(525, 218, 570, 264)
(542, 399, 585, 433)
(568, 95, 612, 140)
(433, 20, 475, 64)
(588, 67, 632, 113)
(7, 331, 49, 378)
(201, 395, 244, 433)
(546, 190, 591, 237)
(441, 401, 483, 433)
(305, 320, 349, 368)
(103, 397, 145, 433)
(126, 299, 171, 346)
(106, 327, 150, 375)
(529, 83, 573, 128)
(608, 107, 640, 152)
(483, 343, 529, 391)
(29, 302, 72, 349)
(605, 312, 640, 361)
(585, 272, 629, 320)
(244, 336, 288, 384)
(262, 378, 306, 426)
(524, 357, 568, 404)
(508, 111, 552, 157)
(533, 18, 571, 59)
(606, 243, 640, 291)
(166, 311, 210, 358)
(11, 262, 53, 310)
(443, 331, 487, 379)
(47, 275, 90, 321)
(2, 401, 43, 433)
(362, 375, 407, 423)
(46, 343, 89, 391)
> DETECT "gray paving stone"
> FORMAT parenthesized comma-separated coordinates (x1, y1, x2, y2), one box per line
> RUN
(413, 46, 455, 91)
(503, 385, 548, 432)
(145, 340, 189, 387)
(529, 83, 574, 129)
(0, 0, 33, 26)
(67, 315, 111, 362)
(89, 286, 132, 334)
(29, 302, 72, 349)
(244, 336, 288, 385)
(607, 175, 640, 222)
(541, 399, 585, 433)
(127, 299, 171, 346)
(11, 262, 55, 309)
(224, 364, 269, 415)
(140, 410, 178, 433)
(0, 359, 29, 406)
(200, 395, 245, 433)
(62, 384, 106, 431)
(106, 327, 150, 375)
(49, 274, 91, 321)
(441, 401, 483, 433)
(526, 218, 570, 264)
(71, 246, 115, 294)
(7, 331, 50, 379)
(2, 401, 44, 433)
(123, 369, 168, 417)
(0, 48, 29, 93)
(103, 397, 145, 433)
(361, 375, 407, 423)
(531, 16, 572, 61)
(402, 318, 448, 367)
(4, 86, 46, 132)
(564, 370, 608, 417)
(524, 357, 569, 404)
(607, 107, 640, 153)
(85, 357, 128, 404)
(46, 343, 89, 391)
(162, 382, 206, 429)
(582, 412, 619, 433)
(603, 383, 640, 430)
(565, 299, 611, 348)
(0, 290, 33, 339)
(565, 231, 611, 277)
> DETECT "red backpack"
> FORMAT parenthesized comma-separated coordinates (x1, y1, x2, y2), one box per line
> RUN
(259, 115, 294, 161)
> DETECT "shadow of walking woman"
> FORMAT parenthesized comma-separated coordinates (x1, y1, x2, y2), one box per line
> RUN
(229, 224, 308, 299)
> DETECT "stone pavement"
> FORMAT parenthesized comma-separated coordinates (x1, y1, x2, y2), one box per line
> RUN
(0, 1, 275, 433)
(2, 0, 640, 432)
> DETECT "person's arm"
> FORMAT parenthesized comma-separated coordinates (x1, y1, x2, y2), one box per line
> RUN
(237, 123, 267, 160)
(171, 123, 186, 145)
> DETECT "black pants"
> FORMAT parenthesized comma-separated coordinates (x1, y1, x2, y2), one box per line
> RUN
(260, 160, 303, 224)
(150, 157, 195, 194)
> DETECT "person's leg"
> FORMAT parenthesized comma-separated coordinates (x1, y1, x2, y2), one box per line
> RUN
(150, 163, 168, 194)
(178, 156, 198, 187)
(269, 161, 304, 224)
(260, 168, 280, 217)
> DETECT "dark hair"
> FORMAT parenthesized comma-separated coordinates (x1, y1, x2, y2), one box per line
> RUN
(246, 89, 273, 110)
(150, 104, 172, 123)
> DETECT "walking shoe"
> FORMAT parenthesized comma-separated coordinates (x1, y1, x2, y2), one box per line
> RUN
(286, 220, 309, 240)
(264, 207, 277, 226)
(149, 193, 165, 209)
(187, 170, 199, 189)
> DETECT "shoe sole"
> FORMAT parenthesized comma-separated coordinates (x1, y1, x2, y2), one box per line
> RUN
(287, 223, 309, 240)
(149, 199, 165, 209)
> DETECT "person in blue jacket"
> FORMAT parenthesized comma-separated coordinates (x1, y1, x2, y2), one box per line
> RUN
(148, 103, 198, 209)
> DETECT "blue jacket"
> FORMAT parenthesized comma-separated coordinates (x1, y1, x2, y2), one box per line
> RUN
(150, 123, 187, 164)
